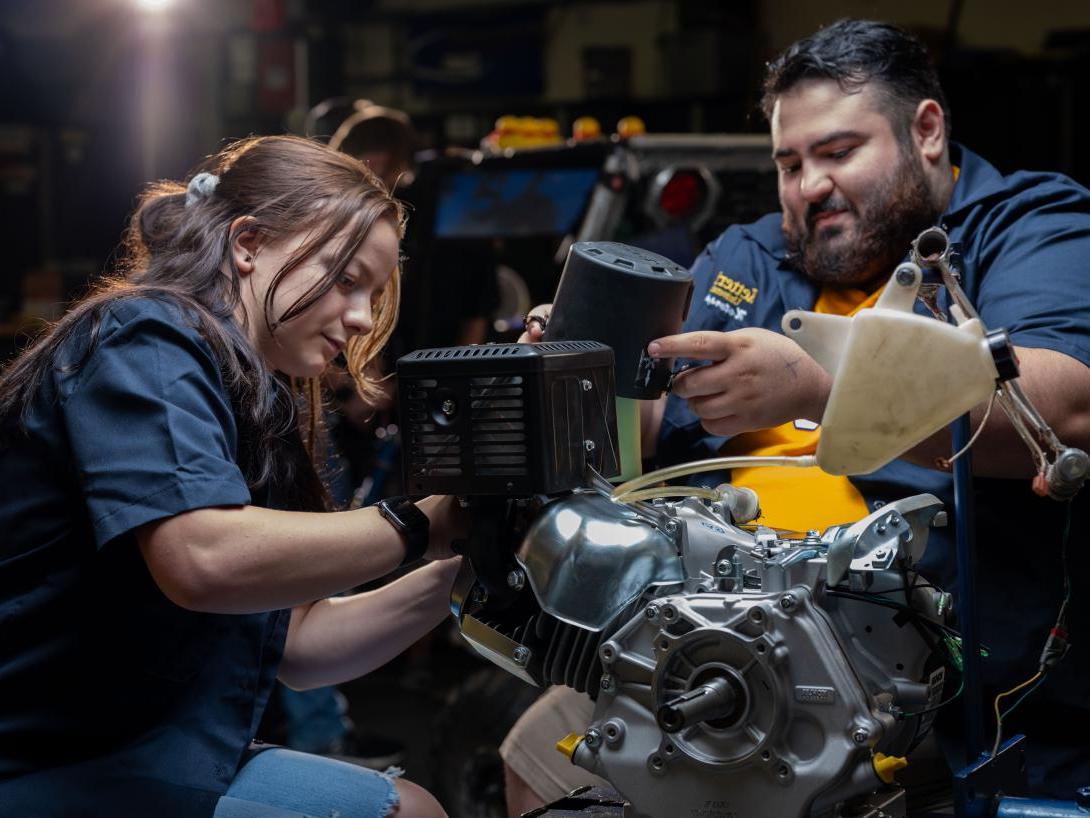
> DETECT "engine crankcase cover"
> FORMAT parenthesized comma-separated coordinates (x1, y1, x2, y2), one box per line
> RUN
(588, 589, 884, 818)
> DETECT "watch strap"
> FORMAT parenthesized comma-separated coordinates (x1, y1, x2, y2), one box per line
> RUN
(377, 496, 430, 566)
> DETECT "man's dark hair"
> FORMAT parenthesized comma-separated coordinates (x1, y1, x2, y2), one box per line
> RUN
(761, 19, 950, 143)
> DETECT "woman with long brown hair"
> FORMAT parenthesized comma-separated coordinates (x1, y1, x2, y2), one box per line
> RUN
(0, 135, 462, 817)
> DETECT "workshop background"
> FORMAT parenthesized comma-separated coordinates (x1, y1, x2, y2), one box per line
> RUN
(2, 0, 1090, 813)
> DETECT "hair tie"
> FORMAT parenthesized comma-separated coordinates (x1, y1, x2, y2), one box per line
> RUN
(185, 172, 220, 206)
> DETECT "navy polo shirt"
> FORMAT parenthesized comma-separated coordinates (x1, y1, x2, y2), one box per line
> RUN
(0, 297, 289, 818)
(659, 144, 1090, 793)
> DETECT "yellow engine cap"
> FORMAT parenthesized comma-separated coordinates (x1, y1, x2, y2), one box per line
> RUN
(556, 732, 584, 761)
(573, 116, 602, 140)
(617, 116, 646, 138)
(872, 752, 909, 784)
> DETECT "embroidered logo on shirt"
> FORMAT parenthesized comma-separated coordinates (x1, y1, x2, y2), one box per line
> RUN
(709, 273, 758, 306)
(704, 273, 758, 322)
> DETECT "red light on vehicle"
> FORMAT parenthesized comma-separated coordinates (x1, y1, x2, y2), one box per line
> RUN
(658, 171, 706, 220)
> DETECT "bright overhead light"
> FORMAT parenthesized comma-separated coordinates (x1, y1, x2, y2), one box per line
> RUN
(135, 0, 174, 12)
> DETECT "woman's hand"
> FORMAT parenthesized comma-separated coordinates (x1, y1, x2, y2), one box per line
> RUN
(518, 303, 552, 343)
(417, 495, 471, 561)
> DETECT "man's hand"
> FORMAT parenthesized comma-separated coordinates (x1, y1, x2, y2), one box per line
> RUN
(650, 327, 832, 437)
(518, 304, 552, 343)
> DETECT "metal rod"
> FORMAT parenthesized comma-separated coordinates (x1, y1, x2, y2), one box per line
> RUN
(995, 797, 1088, 818)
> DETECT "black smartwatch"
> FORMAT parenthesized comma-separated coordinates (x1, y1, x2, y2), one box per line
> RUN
(377, 496, 430, 566)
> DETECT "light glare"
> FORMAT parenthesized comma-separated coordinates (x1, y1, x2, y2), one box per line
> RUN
(136, 0, 174, 12)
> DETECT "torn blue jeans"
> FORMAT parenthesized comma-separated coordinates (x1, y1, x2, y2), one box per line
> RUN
(212, 746, 401, 818)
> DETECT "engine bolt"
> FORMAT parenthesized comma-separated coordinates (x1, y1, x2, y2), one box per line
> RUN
(873, 549, 888, 560)
(896, 267, 916, 286)
(584, 728, 603, 750)
(715, 558, 733, 576)
(581, 379, 593, 392)
(645, 605, 659, 621)
(584, 439, 596, 452)
(661, 604, 678, 622)
(506, 570, 525, 590)
(664, 520, 679, 536)
(604, 720, 625, 747)
(512, 646, 531, 667)
(441, 399, 456, 416)
(779, 594, 797, 612)
(806, 529, 820, 538)
(852, 727, 870, 745)
(600, 674, 615, 692)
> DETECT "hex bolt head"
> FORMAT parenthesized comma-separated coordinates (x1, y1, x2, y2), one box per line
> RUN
(664, 520, 679, 536)
(779, 594, 797, 612)
(645, 605, 660, 621)
(603, 720, 626, 747)
(441, 399, 456, 416)
(806, 529, 820, 538)
(581, 379, 593, 392)
(873, 549, 888, 560)
(715, 558, 733, 576)
(584, 439, 596, 452)
(600, 674, 615, 692)
(852, 727, 870, 745)
(506, 570, 526, 590)
(599, 642, 618, 664)
(584, 727, 603, 750)
(512, 646, 531, 667)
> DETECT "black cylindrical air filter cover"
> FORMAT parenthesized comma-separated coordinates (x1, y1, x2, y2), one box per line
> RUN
(544, 241, 694, 399)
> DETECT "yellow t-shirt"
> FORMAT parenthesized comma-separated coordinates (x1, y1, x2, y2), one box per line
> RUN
(719, 286, 882, 532)
(720, 168, 961, 531)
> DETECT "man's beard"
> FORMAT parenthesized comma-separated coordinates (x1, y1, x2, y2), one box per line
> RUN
(782, 152, 940, 287)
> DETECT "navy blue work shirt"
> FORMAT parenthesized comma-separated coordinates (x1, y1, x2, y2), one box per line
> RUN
(0, 297, 289, 818)
(658, 144, 1090, 794)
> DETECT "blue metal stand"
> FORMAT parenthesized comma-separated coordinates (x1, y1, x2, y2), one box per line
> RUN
(952, 413, 985, 763)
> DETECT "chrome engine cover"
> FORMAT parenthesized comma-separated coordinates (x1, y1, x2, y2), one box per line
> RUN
(452, 490, 949, 818)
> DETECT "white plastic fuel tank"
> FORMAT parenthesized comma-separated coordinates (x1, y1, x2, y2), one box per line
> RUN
(782, 264, 998, 475)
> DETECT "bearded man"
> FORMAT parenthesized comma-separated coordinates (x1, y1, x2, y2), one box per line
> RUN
(501, 18, 1090, 815)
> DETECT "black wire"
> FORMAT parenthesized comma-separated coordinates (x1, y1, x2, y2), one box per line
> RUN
(1057, 501, 1073, 627)
(826, 582, 968, 720)
(827, 580, 941, 597)
(901, 679, 965, 719)
(824, 588, 981, 653)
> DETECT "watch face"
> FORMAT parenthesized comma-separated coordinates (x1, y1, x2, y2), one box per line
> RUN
(389, 497, 427, 529)
(381, 497, 430, 558)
